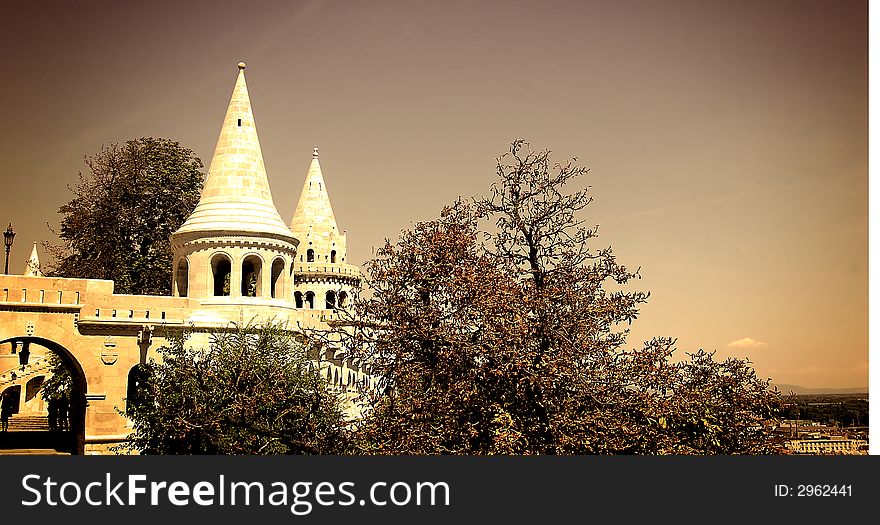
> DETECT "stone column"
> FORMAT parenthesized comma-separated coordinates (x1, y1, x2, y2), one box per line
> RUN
(230, 254, 242, 297)
(261, 258, 272, 298)
(17, 382, 27, 414)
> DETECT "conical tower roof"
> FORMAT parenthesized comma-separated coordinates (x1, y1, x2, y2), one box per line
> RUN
(290, 147, 341, 238)
(23, 242, 42, 277)
(174, 62, 295, 243)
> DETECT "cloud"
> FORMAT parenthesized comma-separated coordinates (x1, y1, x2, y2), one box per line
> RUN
(726, 337, 767, 349)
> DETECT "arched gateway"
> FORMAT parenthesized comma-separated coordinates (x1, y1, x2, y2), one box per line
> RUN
(0, 336, 86, 454)
(0, 284, 182, 454)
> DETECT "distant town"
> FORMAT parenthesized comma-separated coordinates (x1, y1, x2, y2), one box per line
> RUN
(771, 394, 868, 455)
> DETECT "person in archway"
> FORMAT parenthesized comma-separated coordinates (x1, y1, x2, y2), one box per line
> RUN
(47, 397, 58, 431)
(58, 395, 69, 431)
(0, 393, 11, 432)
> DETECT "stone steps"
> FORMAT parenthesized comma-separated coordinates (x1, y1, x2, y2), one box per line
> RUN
(6, 414, 50, 432)
(0, 449, 70, 455)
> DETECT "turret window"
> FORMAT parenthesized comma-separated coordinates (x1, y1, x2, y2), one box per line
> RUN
(307, 249, 314, 262)
(294, 291, 303, 308)
(175, 258, 189, 297)
(330, 250, 337, 263)
(325, 290, 336, 310)
(211, 254, 232, 296)
(338, 291, 348, 308)
(270, 258, 284, 299)
(305, 291, 315, 309)
(241, 255, 262, 297)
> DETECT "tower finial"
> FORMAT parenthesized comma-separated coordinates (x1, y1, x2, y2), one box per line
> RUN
(313, 146, 319, 158)
(238, 61, 247, 70)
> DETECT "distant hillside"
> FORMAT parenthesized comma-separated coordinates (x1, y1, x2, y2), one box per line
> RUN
(771, 383, 868, 395)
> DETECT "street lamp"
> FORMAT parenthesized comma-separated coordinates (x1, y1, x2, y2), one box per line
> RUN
(3, 223, 14, 274)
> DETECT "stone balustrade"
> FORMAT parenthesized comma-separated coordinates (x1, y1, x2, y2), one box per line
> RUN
(0, 355, 51, 389)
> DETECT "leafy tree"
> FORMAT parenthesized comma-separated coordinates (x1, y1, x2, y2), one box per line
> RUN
(335, 140, 782, 454)
(46, 138, 204, 295)
(39, 353, 72, 402)
(125, 323, 354, 455)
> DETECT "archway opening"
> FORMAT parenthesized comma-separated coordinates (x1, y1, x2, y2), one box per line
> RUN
(25, 376, 45, 412)
(338, 291, 348, 308)
(330, 250, 337, 263)
(0, 336, 88, 455)
(126, 365, 151, 415)
(306, 249, 315, 263)
(325, 290, 336, 310)
(270, 258, 284, 299)
(305, 291, 315, 309)
(1, 385, 21, 417)
(211, 254, 232, 296)
(294, 291, 303, 309)
(175, 258, 189, 297)
(241, 255, 262, 297)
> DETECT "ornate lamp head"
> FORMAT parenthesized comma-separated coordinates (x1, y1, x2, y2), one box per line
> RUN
(3, 223, 14, 249)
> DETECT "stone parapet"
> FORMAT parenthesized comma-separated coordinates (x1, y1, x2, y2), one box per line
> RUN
(294, 263, 361, 284)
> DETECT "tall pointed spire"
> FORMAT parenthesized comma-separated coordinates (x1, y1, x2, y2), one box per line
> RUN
(290, 146, 341, 239)
(23, 242, 42, 277)
(174, 62, 295, 242)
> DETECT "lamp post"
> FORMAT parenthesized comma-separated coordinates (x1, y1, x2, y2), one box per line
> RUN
(3, 223, 14, 274)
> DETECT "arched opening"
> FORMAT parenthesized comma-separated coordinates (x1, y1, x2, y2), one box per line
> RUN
(270, 258, 284, 299)
(126, 365, 151, 416)
(325, 290, 336, 310)
(305, 291, 315, 309)
(294, 291, 303, 309)
(338, 291, 348, 308)
(330, 250, 337, 263)
(307, 249, 315, 262)
(241, 255, 263, 297)
(25, 376, 45, 412)
(1, 385, 21, 417)
(211, 254, 232, 296)
(175, 258, 189, 297)
(0, 336, 88, 455)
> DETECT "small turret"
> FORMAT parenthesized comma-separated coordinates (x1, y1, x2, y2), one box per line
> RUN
(23, 242, 42, 277)
(289, 146, 346, 265)
(289, 148, 359, 311)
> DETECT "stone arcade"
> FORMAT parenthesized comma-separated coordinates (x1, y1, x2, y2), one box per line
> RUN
(0, 63, 364, 454)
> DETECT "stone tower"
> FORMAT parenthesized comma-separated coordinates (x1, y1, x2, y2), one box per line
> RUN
(169, 62, 299, 323)
(289, 148, 360, 312)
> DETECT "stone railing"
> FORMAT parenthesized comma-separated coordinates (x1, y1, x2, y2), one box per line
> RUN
(0, 355, 52, 390)
(294, 263, 361, 278)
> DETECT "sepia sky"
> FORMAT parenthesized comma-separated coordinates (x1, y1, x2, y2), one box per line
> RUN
(0, 0, 867, 388)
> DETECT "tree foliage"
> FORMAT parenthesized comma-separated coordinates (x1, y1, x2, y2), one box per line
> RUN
(46, 138, 204, 295)
(335, 140, 782, 455)
(125, 324, 354, 455)
(39, 353, 73, 402)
